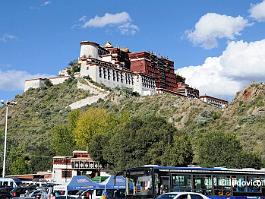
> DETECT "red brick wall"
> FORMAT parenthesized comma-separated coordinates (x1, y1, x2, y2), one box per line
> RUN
(129, 52, 178, 91)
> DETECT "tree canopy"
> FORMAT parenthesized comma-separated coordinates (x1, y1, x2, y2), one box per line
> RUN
(195, 131, 262, 169)
(102, 115, 193, 172)
(74, 108, 113, 147)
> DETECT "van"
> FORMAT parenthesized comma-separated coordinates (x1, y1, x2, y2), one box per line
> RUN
(0, 178, 21, 188)
(80, 189, 125, 199)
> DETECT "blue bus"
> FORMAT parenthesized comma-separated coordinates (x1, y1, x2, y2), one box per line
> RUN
(123, 165, 265, 199)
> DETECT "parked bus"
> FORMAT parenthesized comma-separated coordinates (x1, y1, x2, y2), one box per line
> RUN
(123, 165, 265, 199)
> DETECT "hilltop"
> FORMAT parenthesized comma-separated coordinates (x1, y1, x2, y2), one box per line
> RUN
(0, 78, 264, 173)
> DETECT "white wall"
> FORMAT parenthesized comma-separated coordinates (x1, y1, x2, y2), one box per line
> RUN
(49, 76, 69, 85)
(24, 79, 46, 92)
(80, 44, 99, 59)
(24, 76, 69, 92)
(80, 61, 156, 96)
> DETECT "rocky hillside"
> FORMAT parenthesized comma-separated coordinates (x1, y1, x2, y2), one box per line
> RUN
(218, 83, 265, 158)
(0, 79, 264, 173)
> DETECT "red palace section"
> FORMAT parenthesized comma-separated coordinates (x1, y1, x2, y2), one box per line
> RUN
(129, 52, 180, 92)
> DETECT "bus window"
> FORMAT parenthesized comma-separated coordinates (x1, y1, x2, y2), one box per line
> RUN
(3, 181, 8, 186)
(246, 176, 261, 193)
(160, 176, 170, 194)
(193, 175, 212, 195)
(232, 176, 245, 193)
(172, 175, 191, 192)
(135, 175, 152, 195)
(213, 175, 231, 196)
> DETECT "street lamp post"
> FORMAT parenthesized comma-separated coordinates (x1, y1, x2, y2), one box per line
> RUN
(1, 100, 16, 178)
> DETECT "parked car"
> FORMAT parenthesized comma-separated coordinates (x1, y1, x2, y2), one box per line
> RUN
(28, 188, 48, 198)
(0, 187, 13, 199)
(155, 192, 209, 199)
(11, 185, 37, 197)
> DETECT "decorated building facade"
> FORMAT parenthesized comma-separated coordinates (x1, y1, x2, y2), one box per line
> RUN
(52, 151, 104, 185)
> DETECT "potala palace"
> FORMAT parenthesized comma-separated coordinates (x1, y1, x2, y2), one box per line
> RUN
(24, 41, 228, 108)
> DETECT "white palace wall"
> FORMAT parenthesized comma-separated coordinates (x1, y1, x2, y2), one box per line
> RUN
(79, 60, 156, 96)
(24, 78, 46, 92)
(24, 76, 69, 92)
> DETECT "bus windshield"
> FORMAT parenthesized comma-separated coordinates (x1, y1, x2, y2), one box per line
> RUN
(126, 170, 153, 196)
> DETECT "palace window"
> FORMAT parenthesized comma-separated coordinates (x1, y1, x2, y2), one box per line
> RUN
(121, 73, 124, 83)
(107, 68, 110, 80)
(113, 70, 116, 81)
(99, 67, 102, 78)
(103, 68, 106, 79)
(116, 71, 119, 81)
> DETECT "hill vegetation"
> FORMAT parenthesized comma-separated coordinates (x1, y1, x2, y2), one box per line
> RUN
(0, 78, 264, 174)
(0, 79, 91, 174)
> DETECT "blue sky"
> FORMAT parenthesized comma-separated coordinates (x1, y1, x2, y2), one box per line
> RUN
(1, 0, 265, 100)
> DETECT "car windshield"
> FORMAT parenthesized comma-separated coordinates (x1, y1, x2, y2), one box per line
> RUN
(156, 194, 179, 199)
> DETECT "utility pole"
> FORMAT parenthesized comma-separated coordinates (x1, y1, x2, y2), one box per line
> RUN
(2, 104, 8, 178)
(1, 100, 16, 178)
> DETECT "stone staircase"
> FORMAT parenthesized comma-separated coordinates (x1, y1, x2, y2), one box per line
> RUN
(68, 79, 109, 110)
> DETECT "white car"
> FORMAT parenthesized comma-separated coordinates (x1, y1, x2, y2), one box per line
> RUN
(155, 192, 209, 199)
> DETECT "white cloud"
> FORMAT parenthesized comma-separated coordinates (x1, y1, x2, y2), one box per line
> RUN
(119, 23, 139, 35)
(83, 12, 130, 28)
(249, 0, 265, 21)
(0, 70, 49, 91)
(41, 1, 51, 7)
(79, 16, 87, 23)
(81, 12, 139, 35)
(176, 39, 265, 98)
(0, 34, 17, 43)
(186, 13, 248, 49)
(29, 1, 51, 10)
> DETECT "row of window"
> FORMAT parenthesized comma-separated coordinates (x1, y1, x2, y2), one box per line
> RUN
(206, 98, 226, 105)
(171, 175, 264, 194)
(142, 77, 155, 89)
(99, 67, 134, 85)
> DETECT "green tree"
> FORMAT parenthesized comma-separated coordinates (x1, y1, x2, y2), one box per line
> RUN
(195, 131, 261, 168)
(103, 115, 176, 171)
(9, 145, 29, 174)
(27, 143, 53, 173)
(10, 157, 29, 175)
(235, 152, 262, 169)
(67, 60, 80, 78)
(87, 133, 109, 167)
(161, 135, 193, 166)
(68, 109, 80, 131)
(52, 125, 75, 155)
(83, 111, 131, 167)
(74, 108, 112, 147)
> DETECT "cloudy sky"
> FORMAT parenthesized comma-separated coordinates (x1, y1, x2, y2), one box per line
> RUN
(0, 0, 265, 100)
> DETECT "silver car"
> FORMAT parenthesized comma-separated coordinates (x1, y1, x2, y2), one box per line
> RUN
(155, 192, 209, 199)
